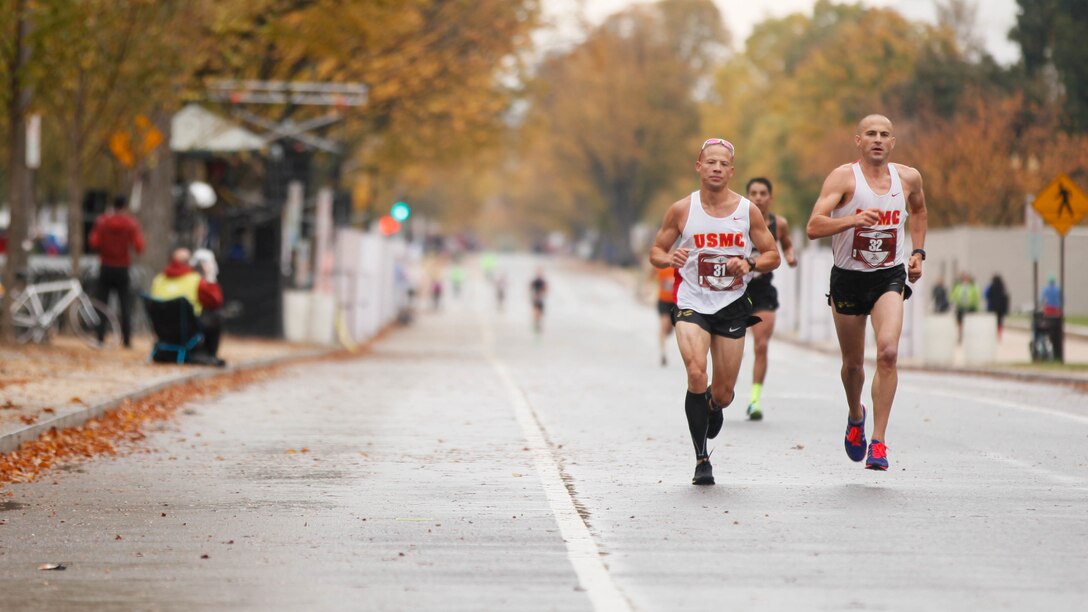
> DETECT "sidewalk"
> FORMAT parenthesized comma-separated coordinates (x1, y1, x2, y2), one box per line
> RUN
(0, 334, 335, 454)
(782, 324, 1088, 388)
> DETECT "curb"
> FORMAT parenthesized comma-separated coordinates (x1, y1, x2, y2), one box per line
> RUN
(0, 348, 338, 455)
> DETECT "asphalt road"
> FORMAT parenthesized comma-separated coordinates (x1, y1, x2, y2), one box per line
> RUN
(2, 254, 1086, 611)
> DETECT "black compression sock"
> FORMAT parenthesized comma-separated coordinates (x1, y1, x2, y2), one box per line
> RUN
(685, 390, 710, 458)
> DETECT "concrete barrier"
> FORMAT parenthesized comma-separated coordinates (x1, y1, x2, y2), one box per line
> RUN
(963, 312, 998, 365)
(923, 314, 957, 365)
(283, 290, 311, 343)
(282, 290, 338, 345)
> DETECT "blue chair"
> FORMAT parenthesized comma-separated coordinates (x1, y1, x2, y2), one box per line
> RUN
(141, 295, 204, 364)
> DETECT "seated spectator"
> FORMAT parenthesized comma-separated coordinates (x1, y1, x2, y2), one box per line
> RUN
(150, 247, 225, 365)
(190, 248, 225, 360)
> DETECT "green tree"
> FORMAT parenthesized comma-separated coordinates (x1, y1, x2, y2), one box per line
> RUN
(1011, 0, 1088, 131)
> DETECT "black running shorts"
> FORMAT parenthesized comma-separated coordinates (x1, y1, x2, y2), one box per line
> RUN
(672, 295, 759, 339)
(656, 299, 675, 316)
(746, 276, 779, 313)
(827, 264, 913, 316)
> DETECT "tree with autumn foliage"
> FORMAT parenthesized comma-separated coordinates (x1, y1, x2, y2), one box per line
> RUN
(30, 0, 204, 276)
(517, 0, 728, 264)
(1, 0, 539, 342)
(699, 0, 1088, 231)
(196, 0, 540, 223)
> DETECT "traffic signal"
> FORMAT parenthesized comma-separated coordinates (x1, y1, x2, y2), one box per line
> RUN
(391, 201, 411, 222)
(378, 215, 401, 236)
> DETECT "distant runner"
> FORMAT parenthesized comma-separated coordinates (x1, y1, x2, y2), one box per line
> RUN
(651, 266, 677, 366)
(530, 269, 547, 333)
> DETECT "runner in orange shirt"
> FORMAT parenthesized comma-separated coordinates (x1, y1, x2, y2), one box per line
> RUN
(651, 266, 678, 366)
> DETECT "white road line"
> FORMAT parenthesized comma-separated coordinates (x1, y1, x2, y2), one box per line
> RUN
(916, 387, 1088, 426)
(482, 325, 632, 612)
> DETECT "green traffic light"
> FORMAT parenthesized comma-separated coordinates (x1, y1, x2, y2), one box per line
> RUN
(391, 201, 411, 222)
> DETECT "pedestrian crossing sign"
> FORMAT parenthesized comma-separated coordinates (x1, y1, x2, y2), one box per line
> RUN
(1032, 173, 1088, 236)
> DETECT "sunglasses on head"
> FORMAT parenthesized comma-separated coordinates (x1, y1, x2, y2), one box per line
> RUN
(700, 138, 735, 155)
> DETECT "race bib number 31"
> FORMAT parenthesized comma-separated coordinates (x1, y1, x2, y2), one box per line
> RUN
(852, 228, 897, 268)
(697, 253, 742, 291)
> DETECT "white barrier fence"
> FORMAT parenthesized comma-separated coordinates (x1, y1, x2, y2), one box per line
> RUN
(283, 228, 409, 346)
(788, 242, 991, 364)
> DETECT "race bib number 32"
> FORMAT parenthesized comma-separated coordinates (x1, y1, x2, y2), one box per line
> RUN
(697, 253, 742, 291)
(852, 228, 897, 268)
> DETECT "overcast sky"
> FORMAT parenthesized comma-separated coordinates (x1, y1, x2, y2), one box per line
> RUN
(541, 0, 1021, 65)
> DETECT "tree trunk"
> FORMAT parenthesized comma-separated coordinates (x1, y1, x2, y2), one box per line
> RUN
(67, 71, 86, 279)
(602, 180, 636, 266)
(136, 107, 175, 283)
(1, 0, 32, 344)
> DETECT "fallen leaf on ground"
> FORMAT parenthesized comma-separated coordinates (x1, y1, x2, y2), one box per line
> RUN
(38, 563, 66, 571)
(0, 366, 288, 489)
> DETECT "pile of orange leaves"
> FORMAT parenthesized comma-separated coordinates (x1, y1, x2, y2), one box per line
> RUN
(0, 367, 276, 489)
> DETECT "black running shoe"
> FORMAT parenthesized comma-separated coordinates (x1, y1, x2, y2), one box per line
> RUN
(692, 459, 715, 485)
(705, 390, 723, 439)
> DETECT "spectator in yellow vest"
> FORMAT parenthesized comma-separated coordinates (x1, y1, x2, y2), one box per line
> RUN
(950, 272, 981, 343)
(151, 247, 225, 363)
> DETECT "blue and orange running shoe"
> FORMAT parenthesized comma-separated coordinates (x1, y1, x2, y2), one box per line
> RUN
(865, 440, 889, 471)
(844, 404, 867, 462)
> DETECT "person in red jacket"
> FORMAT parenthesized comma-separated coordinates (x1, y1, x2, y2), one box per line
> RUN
(150, 247, 225, 365)
(88, 195, 145, 347)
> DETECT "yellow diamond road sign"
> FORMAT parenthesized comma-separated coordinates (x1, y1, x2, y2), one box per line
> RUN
(1032, 173, 1088, 236)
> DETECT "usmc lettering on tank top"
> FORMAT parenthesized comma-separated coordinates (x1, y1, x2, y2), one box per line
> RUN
(692, 232, 745, 249)
(852, 208, 900, 268)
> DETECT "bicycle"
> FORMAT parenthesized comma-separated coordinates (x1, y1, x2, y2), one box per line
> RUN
(8, 278, 121, 348)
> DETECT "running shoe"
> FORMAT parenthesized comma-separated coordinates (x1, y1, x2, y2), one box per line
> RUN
(705, 391, 724, 439)
(746, 401, 763, 421)
(844, 404, 867, 462)
(865, 440, 889, 471)
(692, 458, 715, 485)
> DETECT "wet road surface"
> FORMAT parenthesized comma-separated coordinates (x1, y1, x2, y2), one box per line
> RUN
(2, 255, 1086, 611)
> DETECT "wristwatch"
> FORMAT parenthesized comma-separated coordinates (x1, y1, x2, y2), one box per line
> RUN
(911, 248, 926, 261)
(745, 256, 757, 272)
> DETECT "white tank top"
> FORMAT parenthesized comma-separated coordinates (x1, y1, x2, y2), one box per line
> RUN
(831, 162, 908, 271)
(676, 191, 753, 313)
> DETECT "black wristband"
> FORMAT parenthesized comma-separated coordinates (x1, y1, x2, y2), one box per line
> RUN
(745, 256, 757, 273)
(911, 248, 926, 261)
